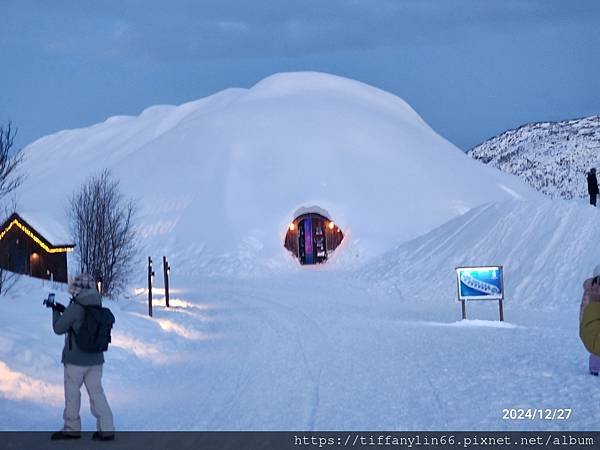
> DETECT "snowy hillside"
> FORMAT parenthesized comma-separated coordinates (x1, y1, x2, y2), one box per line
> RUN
(361, 198, 600, 311)
(16, 72, 537, 276)
(468, 116, 600, 199)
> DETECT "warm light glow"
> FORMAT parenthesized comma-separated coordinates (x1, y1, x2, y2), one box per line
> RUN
(328, 221, 335, 230)
(31, 253, 39, 260)
(134, 287, 186, 296)
(0, 219, 74, 254)
(289, 223, 295, 231)
(153, 317, 212, 340)
(111, 331, 177, 364)
(0, 361, 63, 406)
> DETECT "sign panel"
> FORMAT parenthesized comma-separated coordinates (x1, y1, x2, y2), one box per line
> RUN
(456, 266, 503, 301)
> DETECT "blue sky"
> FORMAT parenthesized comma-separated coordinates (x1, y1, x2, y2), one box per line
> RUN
(1, 0, 599, 150)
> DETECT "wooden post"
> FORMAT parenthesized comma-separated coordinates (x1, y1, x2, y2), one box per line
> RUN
(461, 299, 467, 320)
(163, 256, 170, 308)
(499, 298, 505, 321)
(148, 257, 154, 317)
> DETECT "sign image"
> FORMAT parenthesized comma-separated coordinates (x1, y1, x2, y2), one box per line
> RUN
(456, 266, 503, 301)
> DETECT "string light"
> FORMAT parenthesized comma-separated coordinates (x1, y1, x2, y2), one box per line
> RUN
(0, 219, 74, 254)
(289, 223, 295, 231)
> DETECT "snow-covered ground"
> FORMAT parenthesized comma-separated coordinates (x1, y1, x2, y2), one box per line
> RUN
(2, 201, 599, 431)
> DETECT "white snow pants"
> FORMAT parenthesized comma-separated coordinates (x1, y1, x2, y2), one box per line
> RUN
(63, 364, 114, 433)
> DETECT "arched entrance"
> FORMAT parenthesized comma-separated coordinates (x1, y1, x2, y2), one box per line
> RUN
(284, 213, 344, 265)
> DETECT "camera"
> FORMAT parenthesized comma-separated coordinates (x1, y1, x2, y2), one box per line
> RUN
(43, 293, 56, 308)
(43, 293, 66, 313)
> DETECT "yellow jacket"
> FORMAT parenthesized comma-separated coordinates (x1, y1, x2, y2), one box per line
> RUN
(580, 303, 600, 356)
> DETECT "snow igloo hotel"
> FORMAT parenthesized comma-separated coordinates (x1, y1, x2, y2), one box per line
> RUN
(16, 72, 533, 273)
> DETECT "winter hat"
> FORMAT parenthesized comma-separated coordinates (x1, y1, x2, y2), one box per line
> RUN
(68, 273, 96, 296)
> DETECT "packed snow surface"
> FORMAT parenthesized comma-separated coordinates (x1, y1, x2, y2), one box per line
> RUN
(16, 72, 537, 275)
(2, 217, 600, 432)
(2, 198, 600, 430)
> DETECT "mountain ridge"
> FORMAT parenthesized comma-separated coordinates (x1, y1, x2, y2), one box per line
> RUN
(468, 115, 600, 199)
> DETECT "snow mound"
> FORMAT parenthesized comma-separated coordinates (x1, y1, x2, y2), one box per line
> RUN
(361, 198, 600, 310)
(17, 72, 538, 276)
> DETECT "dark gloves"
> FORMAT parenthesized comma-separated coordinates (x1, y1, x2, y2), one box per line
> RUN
(52, 302, 66, 314)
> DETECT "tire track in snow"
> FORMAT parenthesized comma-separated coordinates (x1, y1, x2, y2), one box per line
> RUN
(240, 288, 328, 430)
(194, 281, 328, 429)
(362, 284, 450, 428)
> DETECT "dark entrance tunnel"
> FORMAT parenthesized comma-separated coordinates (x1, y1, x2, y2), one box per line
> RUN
(284, 213, 344, 265)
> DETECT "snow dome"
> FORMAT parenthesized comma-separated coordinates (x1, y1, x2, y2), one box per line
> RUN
(16, 72, 537, 275)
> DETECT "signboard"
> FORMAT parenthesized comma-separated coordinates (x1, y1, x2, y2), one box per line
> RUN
(456, 266, 503, 301)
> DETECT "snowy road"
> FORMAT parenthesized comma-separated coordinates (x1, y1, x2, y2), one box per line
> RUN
(1, 270, 599, 431)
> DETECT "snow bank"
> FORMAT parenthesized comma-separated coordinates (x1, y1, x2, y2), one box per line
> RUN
(361, 198, 600, 310)
(17, 72, 538, 277)
(414, 319, 522, 329)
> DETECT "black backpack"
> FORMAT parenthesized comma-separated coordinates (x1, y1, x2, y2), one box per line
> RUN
(70, 299, 115, 353)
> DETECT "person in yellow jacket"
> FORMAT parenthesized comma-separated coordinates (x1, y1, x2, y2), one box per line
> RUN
(580, 266, 600, 375)
(580, 276, 600, 360)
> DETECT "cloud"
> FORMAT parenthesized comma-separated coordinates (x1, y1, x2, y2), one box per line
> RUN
(3, 0, 599, 62)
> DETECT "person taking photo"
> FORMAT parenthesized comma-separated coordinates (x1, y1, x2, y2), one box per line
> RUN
(48, 273, 115, 441)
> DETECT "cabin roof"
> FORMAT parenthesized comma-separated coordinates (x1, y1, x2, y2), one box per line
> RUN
(0, 212, 74, 252)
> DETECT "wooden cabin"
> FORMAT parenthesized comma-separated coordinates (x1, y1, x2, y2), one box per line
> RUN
(284, 213, 344, 265)
(0, 213, 74, 283)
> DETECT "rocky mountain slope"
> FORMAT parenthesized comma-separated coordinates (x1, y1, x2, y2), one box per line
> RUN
(468, 116, 600, 199)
